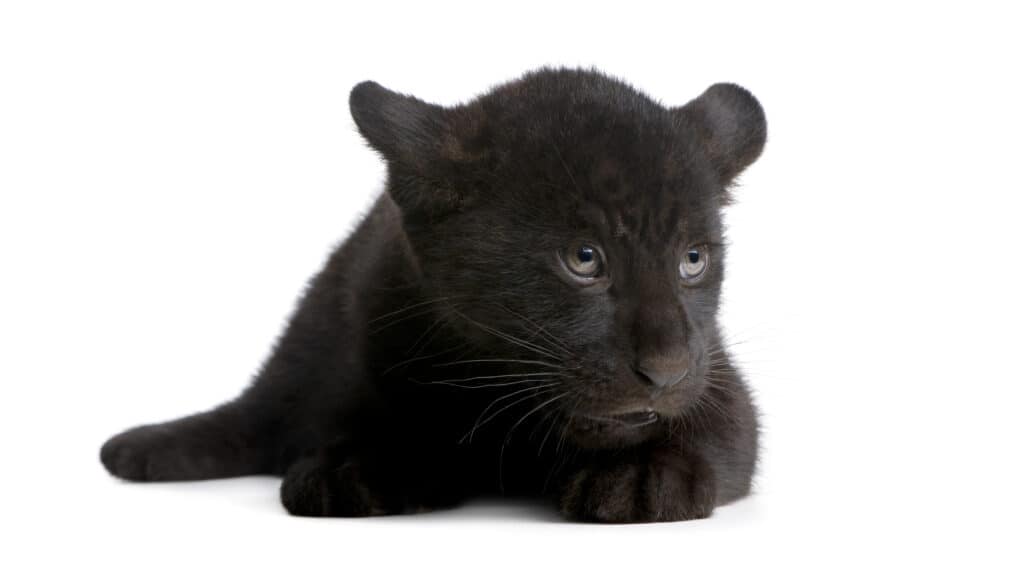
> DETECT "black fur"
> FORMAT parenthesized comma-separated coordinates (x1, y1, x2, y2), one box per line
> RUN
(100, 68, 766, 523)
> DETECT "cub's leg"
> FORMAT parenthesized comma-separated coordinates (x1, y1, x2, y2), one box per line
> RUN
(557, 445, 716, 523)
(101, 399, 277, 481)
(279, 440, 466, 517)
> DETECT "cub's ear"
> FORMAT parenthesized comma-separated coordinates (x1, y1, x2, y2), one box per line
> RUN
(676, 83, 767, 185)
(349, 81, 448, 169)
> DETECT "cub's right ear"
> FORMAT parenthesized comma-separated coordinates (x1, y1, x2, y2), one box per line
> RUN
(349, 81, 448, 169)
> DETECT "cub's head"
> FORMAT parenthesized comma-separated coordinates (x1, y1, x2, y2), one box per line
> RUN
(351, 68, 765, 447)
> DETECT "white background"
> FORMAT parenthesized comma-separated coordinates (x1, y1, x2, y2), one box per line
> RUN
(2, 1, 1022, 573)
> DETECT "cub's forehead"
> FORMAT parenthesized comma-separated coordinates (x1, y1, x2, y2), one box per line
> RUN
(471, 73, 723, 244)
(561, 149, 722, 243)
(486, 130, 722, 247)
(577, 190, 721, 252)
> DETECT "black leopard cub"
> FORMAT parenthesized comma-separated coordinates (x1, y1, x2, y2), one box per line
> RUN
(101, 68, 766, 523)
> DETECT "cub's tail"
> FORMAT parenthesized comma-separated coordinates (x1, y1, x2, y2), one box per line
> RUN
(100, 399, 279, 481)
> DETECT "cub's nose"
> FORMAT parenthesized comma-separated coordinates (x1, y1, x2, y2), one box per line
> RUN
(633, 355, 689, 389)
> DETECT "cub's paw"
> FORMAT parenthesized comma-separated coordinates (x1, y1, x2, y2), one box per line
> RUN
(558, 450, 716, 523)
(280, 456, 398, 517)
(100, 425, 173, 481)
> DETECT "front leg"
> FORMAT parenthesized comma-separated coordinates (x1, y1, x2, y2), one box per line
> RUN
(281, 452, 397, 517)
(557, 446, 716, 523)
(279, 441, 466, 517)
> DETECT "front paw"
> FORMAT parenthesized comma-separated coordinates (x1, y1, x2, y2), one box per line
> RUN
(558, 450, 716, 523)
(101, 425, 172, 481)
(280, 456, 398, 517)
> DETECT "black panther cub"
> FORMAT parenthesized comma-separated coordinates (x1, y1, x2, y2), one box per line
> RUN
(100, 68, 766, 523)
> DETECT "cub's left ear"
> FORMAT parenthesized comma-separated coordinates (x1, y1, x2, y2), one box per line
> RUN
(676, 83, 767, 185)
(349, 80, 449, 169)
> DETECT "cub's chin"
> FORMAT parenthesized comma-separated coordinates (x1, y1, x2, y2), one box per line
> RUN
(564, 408, 668, 449)
(562, 383, 707, 449)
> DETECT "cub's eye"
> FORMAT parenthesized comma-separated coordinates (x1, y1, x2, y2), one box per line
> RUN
(679, 246, 709, 282)
(562, 242, 604, 280)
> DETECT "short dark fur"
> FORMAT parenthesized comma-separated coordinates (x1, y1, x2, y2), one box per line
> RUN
(101, 68, 766, 523)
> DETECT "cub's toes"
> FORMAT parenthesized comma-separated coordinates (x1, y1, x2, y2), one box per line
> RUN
(647, 452, 716, 521)
(280, 458, 392, 518)
(100, 427, 158, 481)
(559, 464, 646, 523)
(558, 455, 717, 523)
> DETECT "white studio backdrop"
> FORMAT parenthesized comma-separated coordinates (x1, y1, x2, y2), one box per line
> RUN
(1, 1, 1021, 573)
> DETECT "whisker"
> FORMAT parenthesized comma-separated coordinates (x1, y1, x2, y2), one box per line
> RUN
(702, 385, 741, 399)
(504, 392, 569, 445)
(416, 377, 557, 390)
(556, 397, 582, 456)
(696, 393, 735, 426)
(450, 308, 562, 361)
(543, 410, 580, 494)
(381, 341, 470, 376)
(368, 295, 454, 324)
(700, 400, 718, 430)
(432, 358, 563, 369)
(529, 408, 558, 441)
(536, 410, 560, 455)
(403, 313, 449, 355)
(462, 385, 559, 444)
(489, 303, 574, 356)
(369, 307, 441, 334)
(498, 391, 569, 493)
(418, 371, 562, 385)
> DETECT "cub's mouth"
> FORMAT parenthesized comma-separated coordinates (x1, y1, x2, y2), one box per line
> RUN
(566, 407, 664, 448)
(581, 408, 659, 429)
